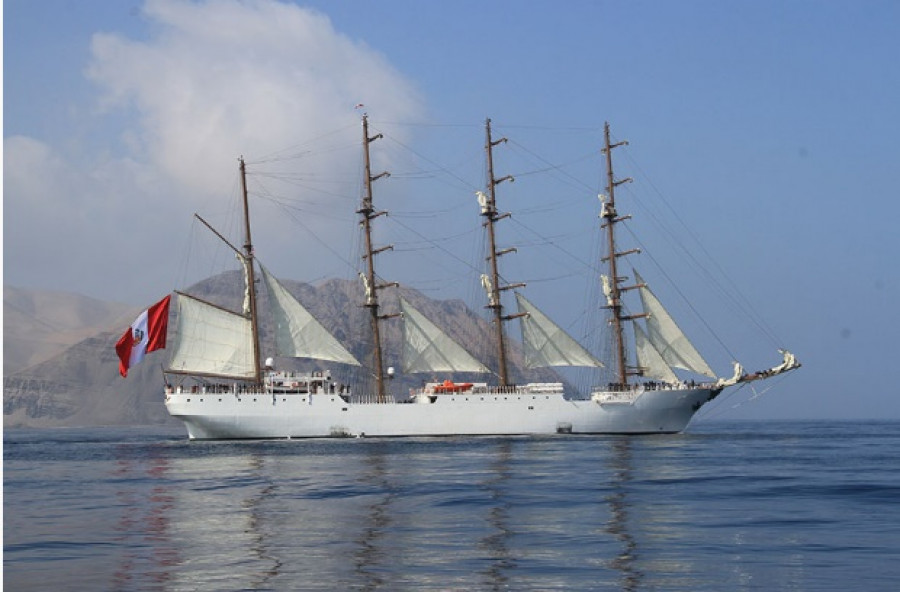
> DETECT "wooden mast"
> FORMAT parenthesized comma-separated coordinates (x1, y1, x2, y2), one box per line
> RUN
(482, 118, 525, 386)
(599, 123, 635, 386)
(358, 114, 395, 402)
(238, 156, 262, 384)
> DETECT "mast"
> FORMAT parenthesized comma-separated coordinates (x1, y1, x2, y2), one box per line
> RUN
(599, 123, 637, 386)
(482, 118, 525, 386)
(239, 156, 262, 384)
(357, 115, 396, 402)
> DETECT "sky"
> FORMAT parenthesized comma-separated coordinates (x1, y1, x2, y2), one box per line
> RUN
(4, 0, 900, 420)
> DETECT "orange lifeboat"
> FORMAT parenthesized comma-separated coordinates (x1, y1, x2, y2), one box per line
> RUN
(433, 379, 474, 393)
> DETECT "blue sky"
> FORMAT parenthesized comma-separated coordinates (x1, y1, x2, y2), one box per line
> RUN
(5, 0, 899, 419)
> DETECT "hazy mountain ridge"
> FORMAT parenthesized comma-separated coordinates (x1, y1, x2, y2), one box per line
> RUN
(4, 276, 561, 428)
(4, 285, 138, 373)
(4, 331, 173, 428)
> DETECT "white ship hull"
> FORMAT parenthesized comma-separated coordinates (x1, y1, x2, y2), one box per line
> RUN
(164, 383, 718, 439)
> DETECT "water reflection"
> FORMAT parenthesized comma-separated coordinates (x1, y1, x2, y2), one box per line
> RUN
(153, 445, 288, 591)
(352, 442, 394, 591)
(7, 424, 896, 590)
(103, 436, 652, 591)
(104, 436, 674, 590)
(604, 437, 644, 591)
(111, 442, 178, 590)
(242, 452, 282, 589)
(478, 439, 515, 590)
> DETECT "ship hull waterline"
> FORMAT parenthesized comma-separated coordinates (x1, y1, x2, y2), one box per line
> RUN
(165, 387, 718, 440)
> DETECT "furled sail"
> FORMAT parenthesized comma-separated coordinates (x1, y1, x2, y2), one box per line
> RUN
(634, 270, 716, 378)
(237, 254, 251, 315)
(601, 274, 615, 307)
(260, 265, 360, 366)
(515, 293, 604, 369)
(400, 297, 489, 374)
(633, 322, 679, 383)
(772, 349, 800, 375)
(723, 349, 802, 386)
(716, 361, 745, 388)
(167, 292, 257, 378)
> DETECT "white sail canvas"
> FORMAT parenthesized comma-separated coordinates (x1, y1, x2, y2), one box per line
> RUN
(515, 293, 603, 369)
(400, 298, 489, 374)
(634, 270, 716, 378)
(633, 321, 679, 383)
(168, 293, 257, 378)
(260, 266, 360, 366)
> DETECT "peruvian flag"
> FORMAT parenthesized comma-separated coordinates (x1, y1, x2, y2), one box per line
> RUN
(115, 295, 171, 377)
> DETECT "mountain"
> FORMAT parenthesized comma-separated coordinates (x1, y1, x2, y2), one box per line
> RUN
(4, 286, 138, 374)
(4, 276, 562, 428)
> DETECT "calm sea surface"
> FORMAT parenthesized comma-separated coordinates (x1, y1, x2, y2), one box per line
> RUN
(4, 420, 899, 591)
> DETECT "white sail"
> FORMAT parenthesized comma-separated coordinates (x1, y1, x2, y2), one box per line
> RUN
(260, 266, 360, 366)
(633, 321, 679, 383)
(634, 270, 716, 378)
(400, 297, 489, 374)
(168, 292, 257, 378)
(515, 293, 604, 369)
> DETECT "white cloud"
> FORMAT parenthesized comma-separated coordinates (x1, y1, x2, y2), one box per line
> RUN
(4, 136, 96, 279)
(4, 135, 181, 301)
(6, 0, 426, 302)
(5, 137, 77, 213)
(87, 0, 423, 200)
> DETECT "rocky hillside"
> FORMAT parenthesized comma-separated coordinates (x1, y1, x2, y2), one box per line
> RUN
(4, 276, 562, 428)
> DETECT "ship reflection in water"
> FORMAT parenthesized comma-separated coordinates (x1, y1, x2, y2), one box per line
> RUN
(110, 441, 179, 591)
(604, 438, 642, 591)
(7, 424, 891, 591)
(103, 439, 614, 590)
(352, 441, 395, 589)
(478, 439, 515, 590)
(130, 437, 664, 591)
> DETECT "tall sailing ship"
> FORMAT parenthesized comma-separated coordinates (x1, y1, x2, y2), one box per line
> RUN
(161, 117, 799, 439)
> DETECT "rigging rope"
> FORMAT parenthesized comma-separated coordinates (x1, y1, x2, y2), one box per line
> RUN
(618, 147, 785, 349)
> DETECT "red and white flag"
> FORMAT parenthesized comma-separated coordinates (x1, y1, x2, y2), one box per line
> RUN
(116, 295, 171, 377)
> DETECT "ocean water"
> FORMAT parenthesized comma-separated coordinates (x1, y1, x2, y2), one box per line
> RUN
(4, 421, 899, 591)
